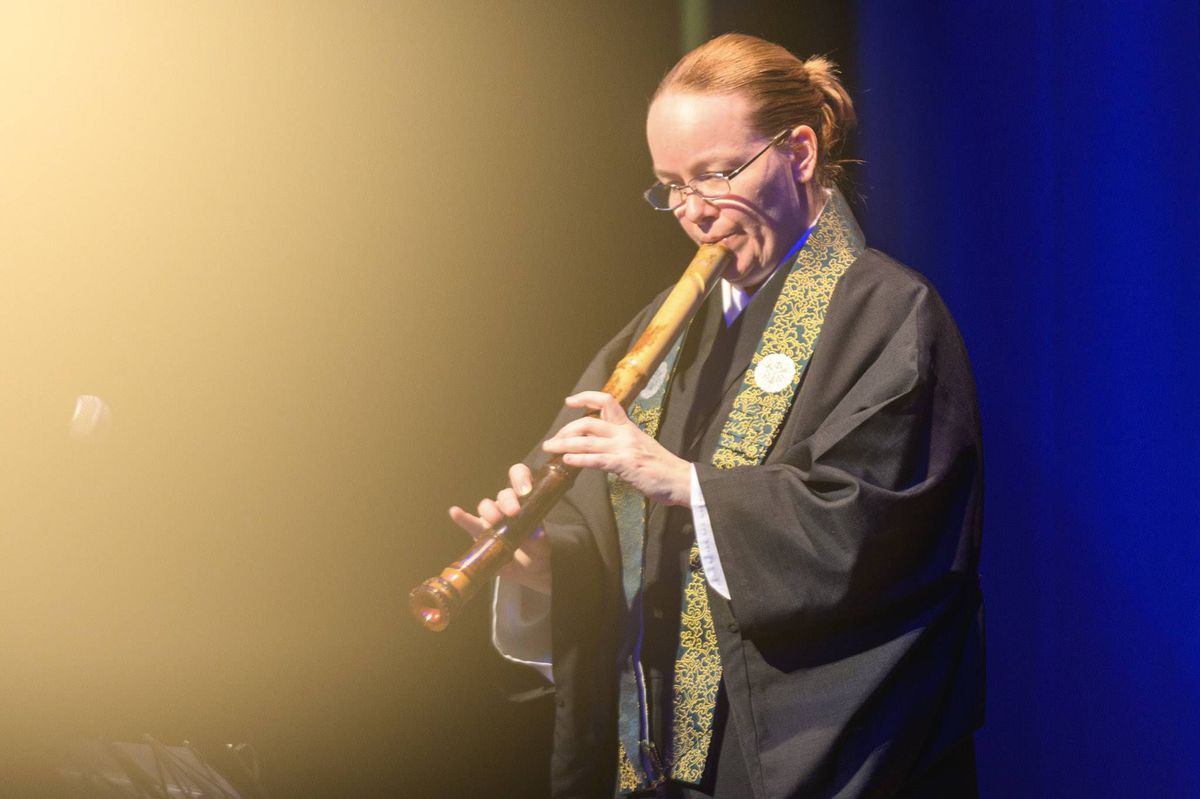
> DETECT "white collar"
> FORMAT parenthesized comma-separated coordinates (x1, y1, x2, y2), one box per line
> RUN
(719, 274, 768, 326)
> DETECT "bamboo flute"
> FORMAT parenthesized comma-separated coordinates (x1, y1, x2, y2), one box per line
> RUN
(409, 243, 734, 631)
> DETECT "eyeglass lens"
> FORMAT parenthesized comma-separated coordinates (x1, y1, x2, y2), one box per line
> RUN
(649, 175, 732, 210)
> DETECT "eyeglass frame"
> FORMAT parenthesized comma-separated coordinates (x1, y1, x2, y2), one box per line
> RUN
(643, 127, 792, 211)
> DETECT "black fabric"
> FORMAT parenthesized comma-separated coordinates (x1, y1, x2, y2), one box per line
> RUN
(535, 248, 984, 799)
(893, 736, 977, 799)
(639, 270, 789, 793)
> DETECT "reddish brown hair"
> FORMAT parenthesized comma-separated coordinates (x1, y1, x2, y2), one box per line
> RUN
(654, 33, 857, 187)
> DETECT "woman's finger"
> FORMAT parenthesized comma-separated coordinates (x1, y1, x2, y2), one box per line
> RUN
(564, 391, 628, 423)
(476, 497, 505, 527)
(509, 463, 533, 496)
(496, 487, 521, 517)
(561, 452, 610, 470)
(448, 506, 486, 539)
(543, 434, 613, 455)
(549, 416, 613, 442)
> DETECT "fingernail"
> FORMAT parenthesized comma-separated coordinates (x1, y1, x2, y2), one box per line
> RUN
(519, 481, 531, 496)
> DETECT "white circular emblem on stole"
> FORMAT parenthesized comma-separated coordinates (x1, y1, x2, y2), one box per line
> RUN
(754, 352, 796, 394)
(640, 360, 669, 400)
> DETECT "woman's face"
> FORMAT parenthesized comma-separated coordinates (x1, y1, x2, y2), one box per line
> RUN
(646, 91, 818, 290)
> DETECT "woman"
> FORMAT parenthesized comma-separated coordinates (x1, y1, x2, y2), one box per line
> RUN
(452, 34, 984, 799)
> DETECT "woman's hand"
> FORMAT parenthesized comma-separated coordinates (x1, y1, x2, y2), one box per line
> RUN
(448, 463, 551, 595)
(542, 391, 692, 507)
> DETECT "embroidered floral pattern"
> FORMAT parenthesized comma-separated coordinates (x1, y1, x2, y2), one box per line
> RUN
(669, 543, 721, 783)
(617, 742, 639, 793)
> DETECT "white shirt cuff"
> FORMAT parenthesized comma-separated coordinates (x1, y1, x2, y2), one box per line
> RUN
(491, 577, 554, 683)
(689, 464, 731, 600)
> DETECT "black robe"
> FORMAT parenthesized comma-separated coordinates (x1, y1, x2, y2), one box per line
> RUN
(528, 248, 984, 799)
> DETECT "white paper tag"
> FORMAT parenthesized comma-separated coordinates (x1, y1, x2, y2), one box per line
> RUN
(640, 360, 670, 400)
(753, 352, 796, 394)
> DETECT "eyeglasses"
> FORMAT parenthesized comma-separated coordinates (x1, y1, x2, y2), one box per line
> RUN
(643, 129, 790, 211)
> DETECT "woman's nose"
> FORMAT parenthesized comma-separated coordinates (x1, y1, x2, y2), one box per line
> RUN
(677, 191, 718, 225)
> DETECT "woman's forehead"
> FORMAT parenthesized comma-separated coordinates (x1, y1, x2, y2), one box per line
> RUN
(647, 92, 760, 175)
(648, 91, 757, 141)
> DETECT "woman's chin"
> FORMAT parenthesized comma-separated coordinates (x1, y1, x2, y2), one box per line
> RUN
(728, 258, 776, 291)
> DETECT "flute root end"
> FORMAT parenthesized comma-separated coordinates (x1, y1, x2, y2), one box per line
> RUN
(409, 574, 463, 632)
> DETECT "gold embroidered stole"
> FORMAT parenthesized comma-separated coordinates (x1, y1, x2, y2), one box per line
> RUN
(613, 189, 865, 792)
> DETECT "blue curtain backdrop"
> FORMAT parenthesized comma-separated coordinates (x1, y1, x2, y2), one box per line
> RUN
(851, 3, 1199, 795)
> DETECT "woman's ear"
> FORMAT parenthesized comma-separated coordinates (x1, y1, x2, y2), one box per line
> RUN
(789, 125, 819, 184)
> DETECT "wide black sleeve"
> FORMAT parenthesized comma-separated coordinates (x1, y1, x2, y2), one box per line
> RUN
(695, 254, 983, 643)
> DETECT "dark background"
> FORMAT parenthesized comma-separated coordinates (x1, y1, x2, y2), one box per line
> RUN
(2, 2, 1196, 796)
